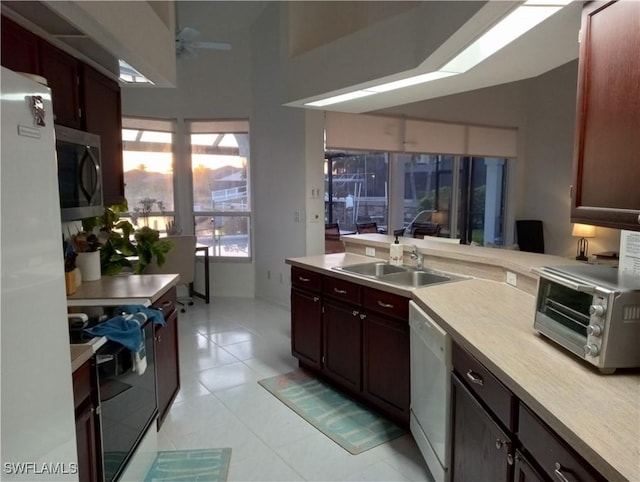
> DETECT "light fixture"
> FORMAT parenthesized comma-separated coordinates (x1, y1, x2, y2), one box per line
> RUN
(572, 223, 595, 261)
(304, 0, 571, 107)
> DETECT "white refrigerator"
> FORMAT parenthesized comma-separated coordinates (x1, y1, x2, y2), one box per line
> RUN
(1, 67, 79, 480)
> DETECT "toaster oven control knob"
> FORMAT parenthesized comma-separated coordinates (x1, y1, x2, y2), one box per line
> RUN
(586, 324, 602, 337)
(584, 344, 600, 357)
(589, 305, 606, 317)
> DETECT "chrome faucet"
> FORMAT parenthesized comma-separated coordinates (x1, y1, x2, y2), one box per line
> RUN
(410, 245, 424, 269)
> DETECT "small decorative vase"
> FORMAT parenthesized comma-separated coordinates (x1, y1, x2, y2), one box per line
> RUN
(76, 251, 101, 281)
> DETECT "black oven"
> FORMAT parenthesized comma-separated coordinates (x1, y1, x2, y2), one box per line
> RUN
(55, 125, 104, 221)
(96, 318, 157, 482)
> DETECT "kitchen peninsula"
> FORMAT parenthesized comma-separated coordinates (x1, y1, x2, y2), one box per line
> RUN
(68, 273, 180, 482)
(286, 234, 640, 482)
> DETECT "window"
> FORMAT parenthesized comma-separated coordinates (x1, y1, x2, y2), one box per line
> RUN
(400, 154, 507, 245)
(121, 118, 175, 232)
(325, 151, 389, 233)
(189, 120, 251, 258)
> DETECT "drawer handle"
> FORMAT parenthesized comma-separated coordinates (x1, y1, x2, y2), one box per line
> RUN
(466, 370, 484, 386)
(554, 463, 570, 482)
(299, 276, 311, 282)
(334, 288, 348, 294)
(377, 301, 394, 309)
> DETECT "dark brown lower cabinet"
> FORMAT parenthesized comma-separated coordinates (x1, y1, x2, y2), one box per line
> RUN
(323, 298, 362, 392)
(362, 310, 410, 423)
(289, 267, 411, 427)
(513, 449, 545, 482)
(154, 287, 180, 429)
(450, 374, 513, 482)
(73, 358, 102, 482)
(291, 287, 323, 369)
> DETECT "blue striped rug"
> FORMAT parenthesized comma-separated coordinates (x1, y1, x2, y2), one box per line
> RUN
(258, 370, 405, 454)
(144, 448, 231, 481)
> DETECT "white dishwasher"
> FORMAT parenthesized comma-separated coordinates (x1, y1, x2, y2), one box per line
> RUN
(409, 301, 452, 482)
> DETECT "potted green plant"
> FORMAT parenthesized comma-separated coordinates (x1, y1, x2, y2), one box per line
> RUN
(82, 201, 173, 275)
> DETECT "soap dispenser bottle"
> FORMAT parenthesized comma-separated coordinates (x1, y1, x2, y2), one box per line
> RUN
(389, 235, 403, 266)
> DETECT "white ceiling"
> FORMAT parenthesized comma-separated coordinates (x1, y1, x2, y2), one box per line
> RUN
(284, 1, 583, 113)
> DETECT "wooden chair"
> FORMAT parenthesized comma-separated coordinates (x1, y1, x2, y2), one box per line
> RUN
(325, 223, 344, 253)
(411, 222, 441, 239)
(356, 222, 378, 234)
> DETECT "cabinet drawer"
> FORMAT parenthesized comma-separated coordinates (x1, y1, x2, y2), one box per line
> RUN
(72, 359, 92, 410)
(452, 343, 516, 432)
(154, 287, 177, 318)
(323, 276, 361, 304)
(291, 267, 322, 292)
(362, 287, 408, 321)
(518, 404, 605, 482)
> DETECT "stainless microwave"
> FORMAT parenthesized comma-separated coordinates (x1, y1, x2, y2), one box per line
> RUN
(533, 265, 640, 373)
(55, 125, 104, 221)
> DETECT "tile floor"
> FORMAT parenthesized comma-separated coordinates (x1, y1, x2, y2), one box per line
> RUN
(157, 296, 433, 481)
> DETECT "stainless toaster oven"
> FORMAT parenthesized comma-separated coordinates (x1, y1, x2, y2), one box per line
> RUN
(533, 265, 640, 373)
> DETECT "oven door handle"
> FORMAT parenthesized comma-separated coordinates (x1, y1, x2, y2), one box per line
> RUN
(537, 270, 596, 294)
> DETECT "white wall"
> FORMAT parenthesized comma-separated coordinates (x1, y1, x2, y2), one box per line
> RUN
(250, 4, 319, 307)
(121, 10, 256, 298)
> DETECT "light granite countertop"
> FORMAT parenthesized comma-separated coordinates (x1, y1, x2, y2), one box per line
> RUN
(286, 244, 639, 482)
(68, 274, 179, 372)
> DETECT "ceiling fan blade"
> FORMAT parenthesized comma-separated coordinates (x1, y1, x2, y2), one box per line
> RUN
(191, 41, 232, 51)
(177, 44, 198, 60)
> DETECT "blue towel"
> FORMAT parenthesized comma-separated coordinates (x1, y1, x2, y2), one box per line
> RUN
(118, 304, 166, 326)
(84, 314, 144, 352)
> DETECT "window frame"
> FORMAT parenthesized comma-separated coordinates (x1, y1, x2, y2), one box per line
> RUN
(187, 119, 252, 261)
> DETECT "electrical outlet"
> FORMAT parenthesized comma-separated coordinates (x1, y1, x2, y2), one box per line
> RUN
(506, 271, 517, 287)
(365, 247, 376, 257)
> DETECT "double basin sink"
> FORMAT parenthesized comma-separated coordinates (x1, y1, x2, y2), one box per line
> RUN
(333, 261, 465, 288)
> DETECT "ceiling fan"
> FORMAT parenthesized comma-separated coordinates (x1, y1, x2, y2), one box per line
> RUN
(175, 27, 232, 59)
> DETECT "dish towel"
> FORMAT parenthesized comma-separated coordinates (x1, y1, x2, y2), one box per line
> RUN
(118, 304, 166, 327)
(84, 313, 148, 375)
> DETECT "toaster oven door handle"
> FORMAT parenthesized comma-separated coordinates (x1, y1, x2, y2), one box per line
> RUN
(538, 270, 596, 294)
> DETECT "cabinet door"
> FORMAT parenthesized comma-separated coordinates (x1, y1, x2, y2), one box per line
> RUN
(513, 450, 545, 482)
(155, 309, 179, 428)
(75, 402, 101, 482)
(362, 311, 410, 423)
(1, 16, 40, 74)
(73, 359, 103, 482)
(291, 287, 323, 368)
(81, 65, 125, 206)
(154, 288, 180, 429)
(39, 41, 81, 128)
(323, 299, 362, 392)
(450, 374, 513, 482)
(571, 0, 640, 230)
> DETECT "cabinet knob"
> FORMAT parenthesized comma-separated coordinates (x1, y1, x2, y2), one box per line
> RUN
(360, 313, 367, 320)
(352, 310, 359, 317)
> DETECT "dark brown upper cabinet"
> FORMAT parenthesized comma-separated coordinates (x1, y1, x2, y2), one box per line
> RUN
(39, 41, 82, 129)
(571, 0, 640, 230)
(1, 16, 40, 75)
